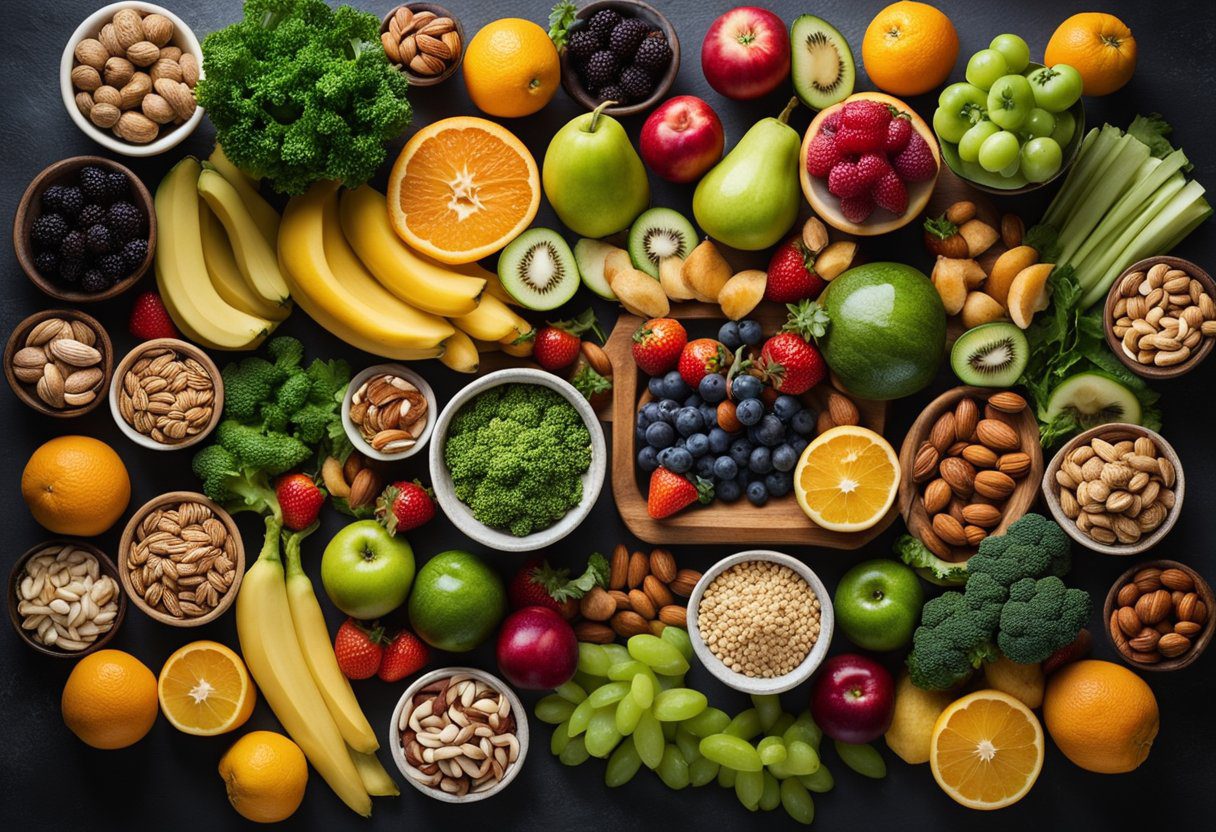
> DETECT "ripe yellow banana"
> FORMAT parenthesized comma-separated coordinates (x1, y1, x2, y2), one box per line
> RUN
(200, 203, 290, 322)
(198, 168, 291, 306)
(452, 294, 531, 342)
(351, 749, 400, 797)
(236, 517, 371, 817)
(339, 185, 485, 317)
(207, 144, 280, 246)
(440, 329, 480, 373)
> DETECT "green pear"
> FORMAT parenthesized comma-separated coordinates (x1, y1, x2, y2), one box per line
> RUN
(543, 102, 650, 238)
(693, 98, 802, 251)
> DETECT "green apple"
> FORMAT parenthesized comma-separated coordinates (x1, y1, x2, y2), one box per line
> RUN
(408, 550, 506, 652)
(833, 559, 924, 652)
(321, 520, 415, 619)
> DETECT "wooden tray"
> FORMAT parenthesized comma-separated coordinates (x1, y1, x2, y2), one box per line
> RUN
(604, 302, 897, 546)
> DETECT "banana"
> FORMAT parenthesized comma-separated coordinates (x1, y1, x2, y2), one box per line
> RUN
(207, 144, 280, 246)
(339, 185, 485, 317)
(439, 328, 480, 373)
(236, 517, 371, 817)
(482, 270, 525, 306)
(351, 749, 400, 797)
(200, 203, 290, 321)
(198, 169, 291, 305)
(451, 294, 531, 342)
(500, 329, 536, 357)
(154, 158, 272, 350)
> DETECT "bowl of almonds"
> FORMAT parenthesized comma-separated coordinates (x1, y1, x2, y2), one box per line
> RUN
(380, 3, 464, 87)
(5, 310, 112, 418)
(1103, 560, 1213, 671)
(109, 338, 223, 451)
(342, 364, 435, 461)
(60, 2, 203, 155)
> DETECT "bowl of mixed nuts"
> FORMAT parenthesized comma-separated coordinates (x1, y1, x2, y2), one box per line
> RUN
(4, 310, 112, 418)
(342, 364, 435, 462)
(380, 4, 464, 87)
(109, 338, 222, 451)
(1103, 559, 1213, 671)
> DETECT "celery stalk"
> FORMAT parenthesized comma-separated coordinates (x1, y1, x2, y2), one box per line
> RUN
(1057, 137, 1149, 265)
(1043, 126, 1114, 228)
(1041, 127, 1101, 227)
(1074, 176, 1186, 296)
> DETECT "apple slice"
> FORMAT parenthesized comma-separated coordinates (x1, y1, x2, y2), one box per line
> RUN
(986, 245, 1038, 307)
(682, 239, 732, 302)
(719, 270, 767, 320)
(961, 291, 1008, 328)
(612, 268, 671, 319)
(659, 255, 695, 301)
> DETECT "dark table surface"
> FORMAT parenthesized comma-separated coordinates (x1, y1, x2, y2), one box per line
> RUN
(3, 0, 1214, 829)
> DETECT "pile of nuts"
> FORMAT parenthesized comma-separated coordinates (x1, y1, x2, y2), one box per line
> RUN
(381, 6, 462, 79)
(573, 545, 701, 643)
(1054, 432, 1177, 547)
(70, 8, 198, 144)
(15, 544, 120, 652)
(816, 390, 862, 435)
(1110, 565, 1209, 664)
(349, 372, 428, 455)
(398, 673, 519, 797)
(125, 498, 238, 621)
(11, 316, 105, 411)
(912, 391, 1033, 559)
(321, 452, 384, 511)
(1110, 261, 1216, 368)
(697, 559, 821, 678)
(117, 345, 215, 445)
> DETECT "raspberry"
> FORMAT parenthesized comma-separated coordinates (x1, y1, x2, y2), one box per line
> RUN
(81, 269, 110, 293)
(567, 29, 600, 59)
(107, 201, 143, 241)
(76, 203, 106, 229)
(885, 116, 913, 153)
(582, 50, 618, 89)
(872, 170, 908, 214)
(827, 162, 869, 198)
(619, 65, 654, 101)
(820, 109, 842, 134)
(834, 125, 884, 155)
(587, 9, 621, 41)
(79, 166, 109, 202)
(609, 18, 649, 59)
(842, 99, 892, 132)
(892, 131, 937, 182)
(805, 132, 842, 178)
(634, 34, 671, 71)
(839, 194, 874, 224)
(85, 223, 112, 254)
(31, 213, 70, 248)
(121, 238, 149, 271)
(856, 153, 891, 186)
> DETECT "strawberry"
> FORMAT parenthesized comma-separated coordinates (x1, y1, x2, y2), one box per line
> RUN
(855, 152, 891, 186)
(276, 473, 325, 531)
(841, 98, 892, 133)
(334, 619, 384, 680)
(765, 237, 826, 303)
(647, 467, 713, 519)
(375, 480, 435, 535)
(631, 317, 688, 376)
(532, 308, 602, 371)
(805, 132, 842, 178)
(885, 114, 912, 153)
(128, 291, 177, 341)
(827, 161, 869, 198)
(757, 301, 830, 394)
(678, 338, 732, 387)
(507, 553, 610, 619)
(378, 629, 429, 682)
(872, 170, 908, 214)
(839, 194, 875, 224)
(892, 131, 937, 182)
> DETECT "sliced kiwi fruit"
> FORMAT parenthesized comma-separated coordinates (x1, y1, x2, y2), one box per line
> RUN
(573, 238, 621, 300)
(628, 207, 697, 278)
(950, 322, 1029, 387)
(497, 228, 579, 311)
(790, 15, 855, 110)
(1043, 372, 1142, 428)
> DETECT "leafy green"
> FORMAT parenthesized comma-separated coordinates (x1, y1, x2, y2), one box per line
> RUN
(548, 1, 578, 48)
(532, 553, 610, 602)
(1128, 113, 1183, 163)
(893, 534, 967, 586)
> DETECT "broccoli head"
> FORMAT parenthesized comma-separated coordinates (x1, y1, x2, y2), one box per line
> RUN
(997, 577, 1091, 665)
(906, 591, 1000, 691)
(222, 356, 285, 422)
(968, 513, 1072, 588)
(215, 420, 312, 477)
(191, 443, 277, 517)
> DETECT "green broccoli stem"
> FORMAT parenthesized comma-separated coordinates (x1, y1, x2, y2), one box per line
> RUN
(256, 515, 286, 565)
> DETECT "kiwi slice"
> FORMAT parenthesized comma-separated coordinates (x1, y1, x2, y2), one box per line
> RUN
(497, 228, 580, 311)
(573, 238, 621, 300)
(1044, 372, 1142, 428)
(790, 15, 855, 110)
(628, 208, 697, 278)
(950, 322, 1029, 387)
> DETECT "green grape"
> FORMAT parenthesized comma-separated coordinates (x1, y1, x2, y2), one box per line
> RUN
(986, 74, 1034, 130)
(1021, 136, 1063, 183)
(834, 741, 887, 779)
(657, 672, 686, 691)
(735, 769, 764, 810)
(600, 643, 631, 665)
(978, 130, 1021, 173)
(958, 119, 1000, 163)
(759, 771, 782, 812)
(750, 694, 782, 731)
(757, 736, 787, 766)
(634, 709, 665, 769)
(989, 34, 1030, 74)
(567, 698, 595, 736)
(966, 48, 1008, 90)
(717, 764, 737, 788)
(934, 82, 987, 143)
(657, 744, 691, 789)
(550, 720, 572, 755)
(724, 708, 762, 740)
(660, 625, 693, 661)
(588, 681, 630, 708)
(577, 643, 611, 676)
(607, 660, 645, 680)
(783, 713, 822, 751)
(781, 777, 816, 825)
(605, 737, 642, 787)
(766, 712, 795, 739)
(675, 726, 702, 764)
(559, 735, 590, 766)
(683, 707, 731, 737)
(662, 719, 678, 741)
(1026, 63, 1083, 112)
(585, 707, 623, 758)
(535, 695, 576, 724)
(689, 755, 720, 787)
(573, 670, 605, 692)
(799, 764, 834, 793)
(1023, 107, 1056, 138)
(627, 634, 689, 676)
(630, 672, 655, 708)
(782, 740, 820, 776)
(1050, 109, 1077, 147)
(652, 688, 708, 722)
(615, 693, 644, 735)
(554, 680, 587, 704)
(699, 733, 763, 772)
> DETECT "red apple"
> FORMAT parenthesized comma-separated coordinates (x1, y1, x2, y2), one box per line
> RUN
(701, 7, 791, 101)
(809, 653, 895, 744)
(640, 96, 726, 183)
(496, 606, 578, 690)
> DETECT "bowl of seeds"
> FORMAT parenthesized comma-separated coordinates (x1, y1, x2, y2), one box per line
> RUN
(4, 310, 112, 418)
(686, 550, 834, 695)
(342, 364, 435, 462)
(109, 337, 222, 450)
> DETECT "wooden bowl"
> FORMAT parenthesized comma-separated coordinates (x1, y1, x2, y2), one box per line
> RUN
(380, 3, 464, 87)
(4, 309, 113, 418)
(559, 0, 680, 117)
(898, 386, 1043, 563)
(117, 491, 245, 627)
(1041, 423, 1184, 557)
(1102, 559, 1214, 672)
(7, 540, 126, 659)
(12, 156, 155, 303)
(1103, 255, 1216, 380)
(108, 338, 224, 451)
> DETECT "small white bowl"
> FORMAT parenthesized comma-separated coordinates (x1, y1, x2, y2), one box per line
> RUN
(428, 368, 606, 553)
(389, 667, 529, 803)
(60, 2, 205, 157)
(342, 364, 437, 462)
(686, 550, 835, 695)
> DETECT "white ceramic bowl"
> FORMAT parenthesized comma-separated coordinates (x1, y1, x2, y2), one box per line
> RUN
(60, 2, 205, 156)
(389, 667, 528, 803)
(428, 368, 606, 552)
(342, 364, 437, 462)
(686, 550, 835, 695)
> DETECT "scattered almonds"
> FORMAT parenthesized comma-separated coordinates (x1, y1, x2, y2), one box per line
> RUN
(118, 346, 215, 445)
(11, 316, 105, 411)
(581, 544, 700, 641)
(349, 372, 428, 455)
(1110, 565, 1208, 664)
(382, 6, 462, 78)
(1110, 261, 1216, 369)
(15, 544, 120, 652)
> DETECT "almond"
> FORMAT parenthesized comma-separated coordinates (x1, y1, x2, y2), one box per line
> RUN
(610, 610, 650, 638)
(119, 72, 152, 109)
(48, 339, 100, 367)
(609, 544, 628, 590)
(141, 13, 174, 47)
(149, 57, 182, 83)
(94, 85, 121, 108)
(643, 575, 674, 609)
(104, 56, 134, 87)
(99, 23, 123, 56)
(75, 38, 109, 70)
(74, 92, 94, 118)
(649, 620, 667, 636)
(976, 419, 1020, 451)
(918, 525, 953, 559)
(1128, 627, 1160, 653)
(579, 587, 616, 622)
(929, 412, 956, 452)
(961, 503, 1002, 528)
(987, 391, 1028, 413)
(126, 41, 160, 67)
(1116, 605, 1142, 637)
(64, 368, 103, 394)
(939, 457, 976, 498)
(922, 478, 952, 515)
(1135, 589, 1172, 625)
(827, 392, 859, 427)
(627, 551, 648, 589)
(178, 52, 200, 87)
(154, 77, 196, 120)
(669, 569, 700, 597)
(954, 397, 979, 441)
(89, 102, 121, 129)
(607, 590, 631, 611)
(911, 442, 940, 483)
(1174, 621, 1202, 637)
(1116, 583, 1140, 608)
(1157, 632, 1191, 658)
(964, 525, 987, 546)
(415, 33, 451, 60)
(112, 9, 145, 49)
(71, 64, 101, 92)
(159, 45, 183, 63)
(141, 94, 175, 124)
(997, 452, 1032, 478)
(1160, 568, 1194, 592)
(573, 621, 615, 644)
(1133, 567, 1163, 593)
(648, 548, 677, 584)
(628, 589, 656, 620)
(1001, 214, 1025, 249)
(1109, 611, 1129, 652)
(347, 468, 379, 509)
(658, 605, 687, 627)
(580, 341, 612, 377)
(931, 513, 967, 546)
(973, 469, 1016, 500)
(961, 444, 998, 469)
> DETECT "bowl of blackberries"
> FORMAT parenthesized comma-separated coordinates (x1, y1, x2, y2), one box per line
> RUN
(13, 157, 155, 303)
(558, 0, 679, 117)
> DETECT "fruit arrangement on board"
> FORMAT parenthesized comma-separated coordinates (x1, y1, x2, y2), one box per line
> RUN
(6, 0, 1215, 828)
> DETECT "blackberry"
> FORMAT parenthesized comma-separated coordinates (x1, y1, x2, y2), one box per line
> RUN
(85, 224, 112, 255)
(567, 29, 600, 60)
(107, 201, 143, 241)
(76, 203, 106, 229)
(79, 166, 109, 202)
(81, 269, 111, 294)
(106, 170, 129, 201)
(587, 9, 621, 40)
(59, 258, 84, 284)
(609, 18, 649, 60)
(57, 186, 84, 219)
(121, 238, 149, 271)
(33, 250, 59, 277)
(634, 34, 672, 71)
(582, 50, 618, 90)
(598, 84, 625, 103)
(31, 213, 70, 248)
(619, 65, 655, 101)
(59, 229, 87, 260)
(41, 185, 65, 213)
(98, 253, 127, 281)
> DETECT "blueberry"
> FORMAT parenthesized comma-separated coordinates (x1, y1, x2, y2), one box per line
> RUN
(729, 438, 753, 467)
(790, 436, 809, 456)
(717, 321, 742, 350)
(694, 455, 716, 479)
(717, 478, 742, 502)
(642, 402, 663, 423)
(636, 410, 652, 430)
(648, 376, 665, 397)
(645, 421, 675, 449)
(699, 404, 718, 427)
(657, 399, 680, 421)
(765, 471, 793, 497)
(686, 433, 710, 458)
(736, 398, 765, 426)
(739, 319, 764, 345)
(713, 456, 738, 480)
(773, 395, 802, 422)
(661, 447, 693, 474)
(772, 443, 798, 472)
(637, 445, 660, 472)
(708, 427, 732, 454)
(683, 393, 703, 408)
(698, 373, 727, 403)
(731, 374, 763, 401)
(755, 414, 786, 447)
(661, 370, 689, 399)
(748, 446, 773, 474)
(675, 437, 687, 448)
(636, 424, 647, 443)
(675, 407, 704, 437)
(746, 481, 769, 506)
(790, 408, 817, 436)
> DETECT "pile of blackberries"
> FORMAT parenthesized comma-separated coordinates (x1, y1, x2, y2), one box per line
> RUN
(566, 8, 672, 104)
(29, 165, 147, 294)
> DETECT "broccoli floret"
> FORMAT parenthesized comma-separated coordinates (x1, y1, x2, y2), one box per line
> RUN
(266, 336, 304, 373)
(968, 513, 1072, 588)
(216, 420, 312, 476)
(906, 592, 1000, 691)
(222, 357, 285, 422)
(191, 443, 277, 516)
(997, 577, 1091, 664)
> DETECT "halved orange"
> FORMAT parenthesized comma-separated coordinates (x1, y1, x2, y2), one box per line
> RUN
(388, 117, 540, 265)
(794, 425, 899, 531)
(930, 690, 1044, 811)
(158, 640, 255, 736)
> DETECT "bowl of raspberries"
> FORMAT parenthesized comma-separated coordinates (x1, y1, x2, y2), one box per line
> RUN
(559, 0, 679, 117)
(14, 157, 155, 302)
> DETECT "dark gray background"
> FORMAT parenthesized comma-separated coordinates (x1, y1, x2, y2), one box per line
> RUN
(3, 0, 1213, 829)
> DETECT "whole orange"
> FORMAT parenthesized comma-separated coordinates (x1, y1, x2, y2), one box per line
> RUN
(1043, 659, 1159, 774)
(62, 649, 158, 749)
(862, 1, 959, 97)
(21, 435, 131, 536)
(462, 19, 560, 118)
(1045, 13, 1136, 96)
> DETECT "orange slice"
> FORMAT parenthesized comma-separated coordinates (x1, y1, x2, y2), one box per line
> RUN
(930, 690, 1045, 810)
(158, 640, 255, 736)
(388, 116, 540, 265)
(794, 425, 899, 531)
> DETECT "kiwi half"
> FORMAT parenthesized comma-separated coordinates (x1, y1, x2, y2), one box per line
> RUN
(790, 14, 855, 110)
(628, 207, 697, 278)
(1043, 372, 1142, 428)
(497, 228, 579, 311)
(950, 322, 1029, 387)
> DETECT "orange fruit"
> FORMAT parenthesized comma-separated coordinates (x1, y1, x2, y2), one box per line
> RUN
(1042, 659, 1158, 773)
(1045, 13, 1136, 96)
(794, 425, 900, 531)
(388, 117, 540, 265)
(219, 731, 308, 823)
(862, 2, 959, 96)
(62, 649, 158, 749)
(930, 690, 1044, 810)
(462, 18, 560, 118)
(158, 640, 256, 736)
(21, 435, 131, 536)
